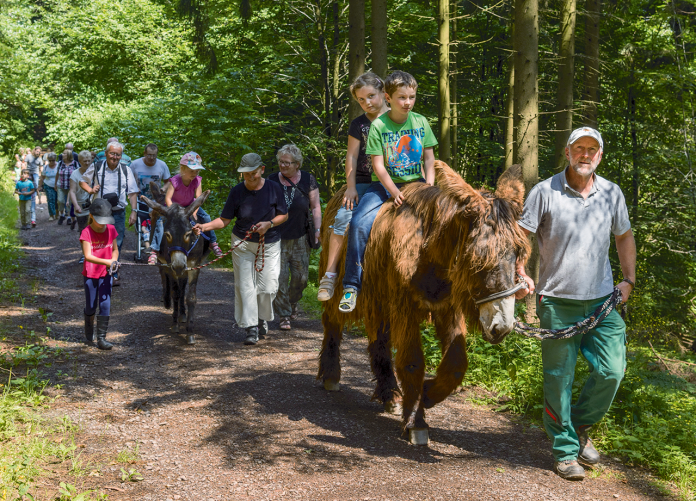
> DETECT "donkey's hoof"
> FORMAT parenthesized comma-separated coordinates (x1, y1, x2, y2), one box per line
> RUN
(180, 314, 187, 324)
(384, 400, 402, 416)
(172, 324, 179, 334)
(323, 379, 340, 392)
(409, 428, 429, 446)
(186, 334, 195, 345)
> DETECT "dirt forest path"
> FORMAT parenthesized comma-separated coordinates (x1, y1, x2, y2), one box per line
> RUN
(3, 201, 671, 501)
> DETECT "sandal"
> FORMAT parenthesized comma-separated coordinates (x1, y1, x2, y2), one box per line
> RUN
(338, 287, 358, 313)
(279, 317, 291, 330)
(210, 241, 223, 257)
(148, 252, 158, 265)
(290, 303, 299, 320)
(317, 274, 336, 302)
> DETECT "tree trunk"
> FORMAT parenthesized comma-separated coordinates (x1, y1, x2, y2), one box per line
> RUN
(505, 18, 515, 170)
(438, 0, 451, 165)
(451, 0, 458, 171)
(328, 0, 341, 191)
(629, 63, 638, 223)
(371, 0, 388, 77)
(554, 0, 576, 170)
(513, 0, 539, 321)
(583, 0, 600, 127)
(348, 0, 365, 121)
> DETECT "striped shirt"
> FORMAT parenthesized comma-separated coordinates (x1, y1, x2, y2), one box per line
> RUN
(57, 161, 76, 190)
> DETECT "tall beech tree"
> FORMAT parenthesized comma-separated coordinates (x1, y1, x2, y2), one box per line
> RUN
(371, 0, 388, 77)
(513, 0, 539, 318)
(438, 0, 451, 164)
(583, 0, 601, 127)
(348, 0, 365, 121)
(554, 0, 576, 170)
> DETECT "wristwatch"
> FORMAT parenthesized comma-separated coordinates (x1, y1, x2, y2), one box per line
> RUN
(621, 278, 635, 289)
(270, 221, 274, 228)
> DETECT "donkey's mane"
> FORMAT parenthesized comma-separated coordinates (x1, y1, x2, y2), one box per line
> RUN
(399, 162, 530, 272)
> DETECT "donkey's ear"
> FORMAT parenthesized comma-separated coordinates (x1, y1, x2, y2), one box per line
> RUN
(150, 181, 166, 205)
(139, 194, 168, 215)
(185, 190, 211, 218)
(495, 164, 525, 213)
(435, 160, 488, 214)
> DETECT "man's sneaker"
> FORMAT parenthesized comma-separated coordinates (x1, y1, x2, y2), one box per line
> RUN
(317, 274, 336, 301)
(79, 256, 85, 264)
(338, 287, 358, 313)
(67, 217, 72, 225)
(554, 460, 585, 480)
(210, 241, 223, 257)
(31, 220, 36, 228)
(58, 215, 65, 225)
(48, 216, 54, 221)
(577, 428, 600, 465)
(244, 326, 259, 345)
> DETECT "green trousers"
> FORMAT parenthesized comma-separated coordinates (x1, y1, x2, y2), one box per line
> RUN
(538, 294, 626, 462)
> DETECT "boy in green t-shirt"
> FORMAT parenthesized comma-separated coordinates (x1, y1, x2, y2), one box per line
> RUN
(339, 70, 438, 312)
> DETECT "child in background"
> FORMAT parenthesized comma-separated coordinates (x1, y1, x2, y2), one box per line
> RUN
(317, 72, 389, 301)
(338, 70, 438, 312)
(15, 169, 36, 230)
(56, 149, 77, 228)
(40, 153, 59, 221)
(71, 151, 95, 264)
(80, 198, 119, 351)
(148, 152, 222, 264)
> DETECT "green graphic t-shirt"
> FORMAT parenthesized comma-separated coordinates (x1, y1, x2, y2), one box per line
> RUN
(365, 111, 438, 183)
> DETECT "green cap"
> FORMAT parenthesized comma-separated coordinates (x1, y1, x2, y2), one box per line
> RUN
(238, 153, 265, 172)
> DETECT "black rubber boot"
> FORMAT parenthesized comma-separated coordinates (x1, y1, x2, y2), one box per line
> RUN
(96, 315, 113, 350)
(258, 319, 268, 339)
(84, 314, 95, 343)
(244, 326, 259, 345)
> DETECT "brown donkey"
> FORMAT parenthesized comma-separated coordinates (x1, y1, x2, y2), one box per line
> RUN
(317, 161, 530, 445)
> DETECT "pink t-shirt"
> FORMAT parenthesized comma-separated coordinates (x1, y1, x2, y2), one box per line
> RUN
(170, 174, 201, 207)
(80, 225, 118, 278)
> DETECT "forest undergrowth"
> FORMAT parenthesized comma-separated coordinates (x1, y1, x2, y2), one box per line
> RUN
(0, 165, 110, 500)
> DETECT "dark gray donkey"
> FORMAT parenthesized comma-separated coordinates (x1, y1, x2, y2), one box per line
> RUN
(140, 182, 211, 345)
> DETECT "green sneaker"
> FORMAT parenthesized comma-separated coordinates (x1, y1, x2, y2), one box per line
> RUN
(338, 287, 358, 313)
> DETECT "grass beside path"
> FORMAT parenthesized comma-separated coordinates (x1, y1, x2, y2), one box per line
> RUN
(0, 164, 110, 500)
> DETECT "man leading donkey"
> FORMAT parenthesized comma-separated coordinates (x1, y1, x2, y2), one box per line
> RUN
(516, 127, 636, 480)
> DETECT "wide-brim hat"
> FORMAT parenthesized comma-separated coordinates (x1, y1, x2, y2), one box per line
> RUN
(238, 153, 265, 172)
(89, 198, 116, 225)
(180, 151, 205, 170)
(567, 127, 604, 150)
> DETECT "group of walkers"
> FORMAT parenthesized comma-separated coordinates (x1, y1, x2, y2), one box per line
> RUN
(12, 67, 637, 482)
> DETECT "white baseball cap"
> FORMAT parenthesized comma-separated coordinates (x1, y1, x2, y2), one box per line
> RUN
(567, 127, 603, 150)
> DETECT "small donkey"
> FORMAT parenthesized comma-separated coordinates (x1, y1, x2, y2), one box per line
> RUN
(140, 182, 211, 345)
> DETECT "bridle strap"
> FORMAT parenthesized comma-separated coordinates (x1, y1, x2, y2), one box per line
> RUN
(475, 276, 528, 305)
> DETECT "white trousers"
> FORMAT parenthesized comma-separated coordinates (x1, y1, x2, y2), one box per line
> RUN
(232, 237, 281, 329)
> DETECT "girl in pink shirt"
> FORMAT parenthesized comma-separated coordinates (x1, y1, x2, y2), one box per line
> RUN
(148, 152, 221, 264)
(80, 198, 119, 350)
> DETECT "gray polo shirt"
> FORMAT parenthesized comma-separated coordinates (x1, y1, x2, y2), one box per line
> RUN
(519, 169, 631, 300)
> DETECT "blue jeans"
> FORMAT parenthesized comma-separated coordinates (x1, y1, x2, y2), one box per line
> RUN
(330, 183, 371, 236)
(150, 207, 217, 252)
(342, 180, 422, 291)
(44, 185, 57, 217)
(30, 173, 39, 222)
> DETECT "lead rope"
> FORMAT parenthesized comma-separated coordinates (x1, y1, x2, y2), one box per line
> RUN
(513, 287, 623, 341)
(116, 230, 266, 272)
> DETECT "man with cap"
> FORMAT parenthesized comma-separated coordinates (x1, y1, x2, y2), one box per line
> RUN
(193, 152, 288, 345)
(515, 127, 636, 480)
(80, 141, 139, 286)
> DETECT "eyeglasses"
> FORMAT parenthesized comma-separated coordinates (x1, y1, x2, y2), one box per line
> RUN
(279, 161, 298, 167)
